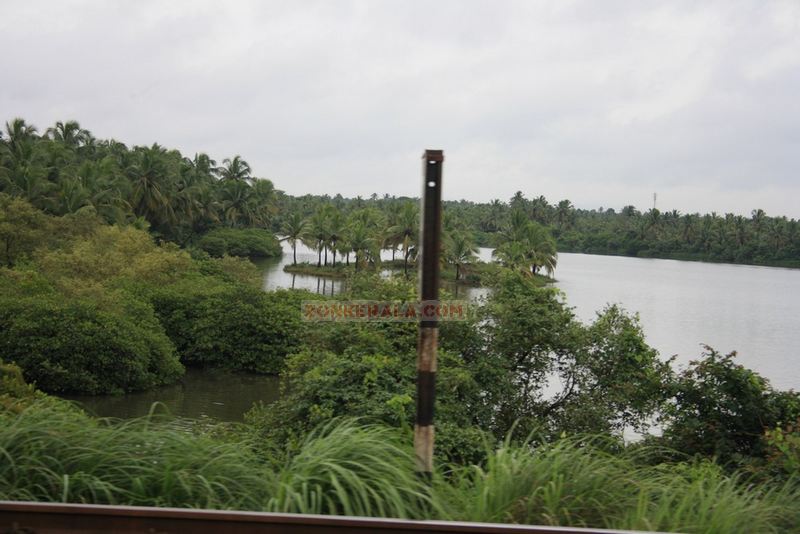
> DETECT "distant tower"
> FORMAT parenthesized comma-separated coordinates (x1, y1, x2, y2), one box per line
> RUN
(653, 192, 657, 211)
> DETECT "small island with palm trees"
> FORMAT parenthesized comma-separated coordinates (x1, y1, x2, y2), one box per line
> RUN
(280, 198, 558, 286)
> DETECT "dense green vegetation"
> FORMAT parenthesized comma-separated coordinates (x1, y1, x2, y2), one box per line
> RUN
(278, 192, 800, 269)
(4, 117, 800, 273)
(197, 227, 281, 258)
(0, 118, 280, 248)
(1, 382, 799, 532)
(3, 117, 800, 530)
(0, 195, 302, 394)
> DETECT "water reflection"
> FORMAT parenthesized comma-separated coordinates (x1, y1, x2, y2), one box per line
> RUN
(65, 368, 280, 421)
(258, 242, 490, 300)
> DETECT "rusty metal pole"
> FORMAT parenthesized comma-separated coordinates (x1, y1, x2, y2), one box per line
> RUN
(415, 149, 443, 478)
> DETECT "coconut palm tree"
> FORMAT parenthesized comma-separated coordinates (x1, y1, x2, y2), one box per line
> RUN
(249, 178, 277, 227)
(493, 241, 529, 274)
(307, 209, 329, 267)
(445, 232, 478, 281)
(554, 199, 574, 230)
(218, 179, 255, 227)
(327, 210, 345, 267)
(46, 120, 88, 148)
(388, 201, 418, 277)
(281, 212, 308, 265)
(126, 147, 175, 228)
(524, 222, 558, 276)
(495, 211, 558, 277)
(347, 220, 373, 272)
(218, 155, 252, 182)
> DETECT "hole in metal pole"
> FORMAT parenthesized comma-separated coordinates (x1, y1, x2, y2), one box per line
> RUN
(428, 160, 436, 164)
(427, 181, 436, 187)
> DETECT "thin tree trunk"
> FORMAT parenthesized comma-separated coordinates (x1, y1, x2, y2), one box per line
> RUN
(455, 264, 460, 281)
(317, 246, 322, 267)
(324, 246, 328, 267)
(293, 242, 297, 265)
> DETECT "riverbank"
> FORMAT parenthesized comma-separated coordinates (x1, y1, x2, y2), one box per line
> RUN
(284, 259, 554, 288)
(557, 247, 800, 270)
(284, 262, 349, 278)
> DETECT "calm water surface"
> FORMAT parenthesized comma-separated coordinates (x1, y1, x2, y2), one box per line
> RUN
(555, 253, 800, 391)
(66, 368, 279, 421)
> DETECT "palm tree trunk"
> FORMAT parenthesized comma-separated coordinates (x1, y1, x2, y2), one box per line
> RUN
(293, 242, 297, 265)
(324, 246, 328, 267)
(455, 264, 460, 281)
(317, 246, 322, 267)
(332, 249, 336, 267)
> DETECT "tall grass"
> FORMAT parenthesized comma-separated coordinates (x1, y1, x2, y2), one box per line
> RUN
(265, 419, 437, 518)
(0, 398, 273, 509)
(1, 400, 798, 532)
(445, 435, 800, 533)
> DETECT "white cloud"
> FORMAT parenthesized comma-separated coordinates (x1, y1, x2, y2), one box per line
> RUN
(1, 0, 798, 216)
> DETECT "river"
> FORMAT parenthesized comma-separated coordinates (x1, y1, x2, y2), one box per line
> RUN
(71, 242, 800, 420)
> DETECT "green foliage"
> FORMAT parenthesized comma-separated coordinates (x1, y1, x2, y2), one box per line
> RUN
(493, 210, 558, 276)
(149, 279, 303, 373)
(2, 401, 798, 532)
(0, 193, 51, 266)
(0, 292, 183, 395)
(197, 227, 281, 258)
(446, 436, 800, 532)
(0, 359, 38, 412)
(0, 208, 295, 392)
(1, 118, 280, 244)
(763, 421, 800, 478)
(660, 347, 800, 466)
(4, 117, 800, 268)
(35, 224, 194, 292)
(267, 419, 436, 518)
(482, 271, 672, 437)
(283, 261, 348, 278)
(0, 399, 273, 508)
(247, 348, 483, 463)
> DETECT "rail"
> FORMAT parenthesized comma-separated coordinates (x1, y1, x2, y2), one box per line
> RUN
(0, 501, 654, 534)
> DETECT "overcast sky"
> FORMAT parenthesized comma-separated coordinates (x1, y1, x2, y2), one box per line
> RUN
(2, 1, 799, 216)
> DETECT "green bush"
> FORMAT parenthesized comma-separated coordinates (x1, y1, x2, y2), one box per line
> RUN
(246, 347, 485, 463)
(0, 294, 183, 395)
(197, 228, 281, 258)
(0, 359, 38, 412)
(660, 347, 800, 466)
(149, 278, 303, 373)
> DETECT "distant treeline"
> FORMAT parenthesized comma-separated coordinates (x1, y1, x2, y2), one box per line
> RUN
(0, 118, 278, 247)
(3, 117, 798, 268)
(278, 193, 800, 269)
